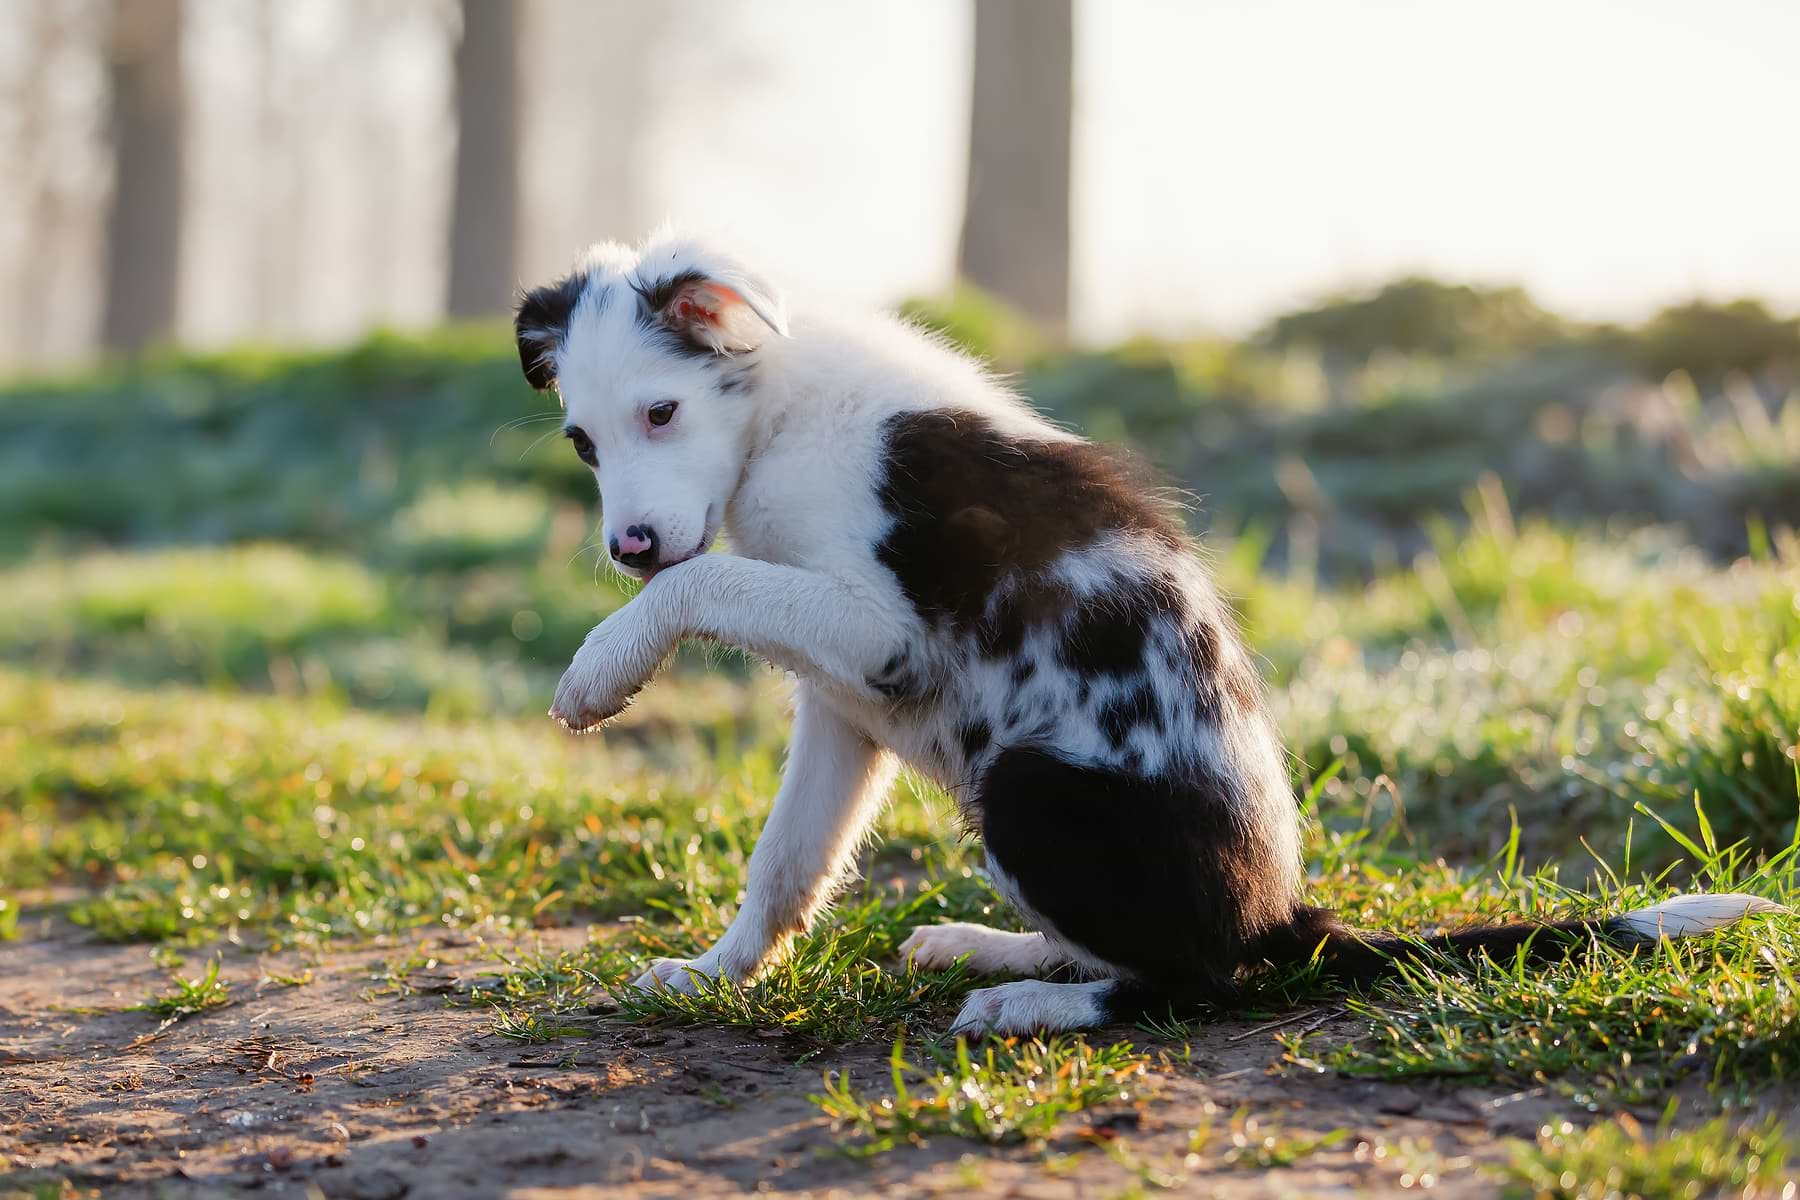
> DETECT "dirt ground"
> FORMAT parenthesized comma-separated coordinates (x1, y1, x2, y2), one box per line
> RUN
(0, 917, 1636, 1199)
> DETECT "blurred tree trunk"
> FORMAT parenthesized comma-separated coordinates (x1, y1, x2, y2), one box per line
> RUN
(13, 0, 61, 361)
(959, 0, 1072, 335)
(447, 0, 520, 319)
(251, 0, 284, 333)
(101, 0, 183, 352)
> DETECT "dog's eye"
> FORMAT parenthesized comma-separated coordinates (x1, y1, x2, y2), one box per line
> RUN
(647, 400, 678, 428)
(564, 426, 596, 466)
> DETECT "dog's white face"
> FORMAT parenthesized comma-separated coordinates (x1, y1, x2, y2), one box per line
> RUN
(515, 238, 787, 580)
(555, 313, 748, 579)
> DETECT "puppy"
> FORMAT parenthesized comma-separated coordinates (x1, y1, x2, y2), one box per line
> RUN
(514, 231, 1782, 1035)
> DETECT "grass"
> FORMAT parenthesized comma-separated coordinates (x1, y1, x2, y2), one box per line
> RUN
(1291, 905, 1798, 1100)
(464, 875, 1000, 1044)
(1280, 805, 1799, 1101)
(815, 1034, 1150, 1153)
(126, 956, 231, 1020)
(1198, 1107, 1352, 1170)
(0, 666, 793, 942)
(1503, 1109, 1796, 1199)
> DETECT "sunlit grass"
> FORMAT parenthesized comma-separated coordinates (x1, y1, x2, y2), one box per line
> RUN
(1193, 1106, 1352, 1170)
(127, 956, 231, 1020)
(1284, 809, 1799, 1100)
(465, 876, 1000, 1046)
(0, 543, 631, 715)
(0, 666, 794, 943)
(1503, 1108, 1796, 1199)
(815, 1034, 1150, 1153)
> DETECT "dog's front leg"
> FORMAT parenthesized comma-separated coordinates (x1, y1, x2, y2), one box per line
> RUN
(552, 554, 913, 730)
(646, 554, 914, 694)
(633, 685, 897, 994)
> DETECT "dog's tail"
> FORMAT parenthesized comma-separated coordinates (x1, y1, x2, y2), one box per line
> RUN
(1251, 892, 1788, 988)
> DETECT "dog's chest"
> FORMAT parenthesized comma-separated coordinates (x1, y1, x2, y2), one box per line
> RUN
(727, 424, 891, 571)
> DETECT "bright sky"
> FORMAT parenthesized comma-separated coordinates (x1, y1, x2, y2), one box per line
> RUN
(640, 0, 1800, 342)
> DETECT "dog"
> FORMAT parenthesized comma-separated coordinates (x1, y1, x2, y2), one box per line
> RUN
(513, 230, 1783, 1036)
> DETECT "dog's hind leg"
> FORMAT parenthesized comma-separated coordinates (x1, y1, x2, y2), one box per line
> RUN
(899, 924, 1071, 976)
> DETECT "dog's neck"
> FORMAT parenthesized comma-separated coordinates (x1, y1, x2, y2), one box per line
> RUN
(718, 311, 1068, 573)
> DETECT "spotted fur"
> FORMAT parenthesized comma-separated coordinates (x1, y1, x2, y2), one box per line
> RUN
(518, 230, 1787, 1035)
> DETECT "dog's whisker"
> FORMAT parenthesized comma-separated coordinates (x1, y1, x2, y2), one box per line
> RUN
(516, 426, 566, 462)
(488, 411, 563, 446)
(566, 539, 605, 571)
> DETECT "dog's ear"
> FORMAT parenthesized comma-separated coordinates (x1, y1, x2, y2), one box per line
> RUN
(635, 241, 788, 355)
(514, 273, 586, 391)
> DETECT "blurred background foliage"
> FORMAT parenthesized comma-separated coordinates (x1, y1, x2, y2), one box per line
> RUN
(4, 275, 1798, 868)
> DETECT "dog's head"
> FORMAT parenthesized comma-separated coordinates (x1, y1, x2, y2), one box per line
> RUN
(514, 233, 788, 580)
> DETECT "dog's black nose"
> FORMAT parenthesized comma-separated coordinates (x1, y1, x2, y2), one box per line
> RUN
(609, 524, 659, 569)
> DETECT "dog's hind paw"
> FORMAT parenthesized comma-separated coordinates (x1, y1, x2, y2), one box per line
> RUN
(900, 924, 1063, 976)
(948, 979, 1116, 1036)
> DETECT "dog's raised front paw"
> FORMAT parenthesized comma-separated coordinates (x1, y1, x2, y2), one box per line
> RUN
(548, 607, 668, 732)
(548, 661, 644, 732)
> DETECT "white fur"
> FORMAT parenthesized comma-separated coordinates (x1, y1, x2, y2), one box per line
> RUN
(899, 924, 1069, 976)
(950, 980, 1116, 1036)
(1611, 893, 1787, 942)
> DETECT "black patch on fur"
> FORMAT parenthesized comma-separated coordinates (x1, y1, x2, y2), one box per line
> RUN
(1097, 683, 1161, 749)
(1059, 574, 1188, 677)
(873, 410, 1183, 635)
(630, 268, 708, 321)
(513, 270, 591, 390)
(977, 748, 1290, 1004)
(1060, 599, 1147, 677)
(1249, 905, 1611, 992)
(1179, 618, 1262, 724)
(975, 586, 1067, 659)
(1010, 656, 1036, 687)
(959, 719, 992, 760)
(866, 649, 925, 701)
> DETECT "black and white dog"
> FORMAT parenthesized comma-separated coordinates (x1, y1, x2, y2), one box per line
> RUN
(515, 231, 1781, 1035)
